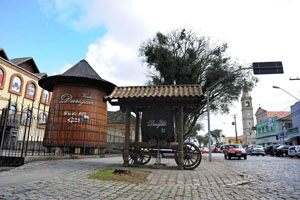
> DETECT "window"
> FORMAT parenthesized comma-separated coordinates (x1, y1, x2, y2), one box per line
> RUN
(245, 101, 250, 107)
(0, 67, 6, 89)
(9, 74, 24, 95)
(22, 109, 32, 126)
(27, 83, 35, 97)
(25, 81, 37, 100)
(41, 90, 50, 104)
(12, 76, 21, 92)
(8, 105, 17, 115)
(39, 113, 47, 125)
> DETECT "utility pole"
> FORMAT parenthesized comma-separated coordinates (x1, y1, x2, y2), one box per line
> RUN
(234, 115, 238, 143)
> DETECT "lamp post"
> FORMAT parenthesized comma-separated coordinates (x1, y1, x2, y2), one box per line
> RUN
(82, 115, 89, 155)
(206, 62, 284, 162)
(272, 86, 299, 101)
(206, 67, 252, 162)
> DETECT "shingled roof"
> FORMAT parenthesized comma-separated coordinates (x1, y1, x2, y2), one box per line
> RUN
(10, 57, 32, 65)
(0, 48, 9, 60)
(10, 57, 40, 73)
(105, 84, 203, 102)
(267, 111, 291, 119)
(38, 59, 116, 94)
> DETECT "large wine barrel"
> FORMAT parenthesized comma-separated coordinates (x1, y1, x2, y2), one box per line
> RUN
(43, 84, 107, 148)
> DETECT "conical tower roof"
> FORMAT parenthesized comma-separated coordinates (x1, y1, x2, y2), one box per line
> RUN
(38, 59, 116, 94)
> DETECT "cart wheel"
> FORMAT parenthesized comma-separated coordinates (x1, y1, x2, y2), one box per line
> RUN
(123, 147, 143, 165)
(123, 147, 151, 165)
(175, 143, 202, 170)
(140, 148, 151, 165)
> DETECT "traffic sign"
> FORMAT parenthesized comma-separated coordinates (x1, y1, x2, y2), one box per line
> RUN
(253, 62, 283, 75)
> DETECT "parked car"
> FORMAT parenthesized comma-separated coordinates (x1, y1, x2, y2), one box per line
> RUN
(264, 144, 281, 156)
(271, 144, 281, 156)
(201, 147, 209, 153)
(288, 146, 300, 158)
(246, 145, 254, 154)
(212, 147, 220, 153)
(264, 145, 273, 155)
(249, 145, 266, 156)
(275, 145, 290, 157)
(223, 144, 247, 160)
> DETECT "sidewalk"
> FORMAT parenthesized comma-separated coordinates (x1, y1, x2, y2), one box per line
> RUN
(0, 155, 269, 199)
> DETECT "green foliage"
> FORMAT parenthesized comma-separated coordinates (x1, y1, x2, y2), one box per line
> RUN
(195, 134, 208, 147)
(140, 28, 257, 138)
(210, 129, 225, 144)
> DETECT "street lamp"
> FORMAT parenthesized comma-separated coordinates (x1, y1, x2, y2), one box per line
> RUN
(206, 62, 284, 162)
(82, 115, 89, 155)
(272, 86, 299, 101)
(206, 67, 252, 162)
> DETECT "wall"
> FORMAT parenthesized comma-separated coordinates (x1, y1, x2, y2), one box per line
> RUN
(0, 58, 51, 141)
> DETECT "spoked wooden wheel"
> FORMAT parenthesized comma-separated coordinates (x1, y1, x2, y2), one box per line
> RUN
(175, 143, 202, 170)
(124, 147, 151, 165)
(140, 148, 151, 165)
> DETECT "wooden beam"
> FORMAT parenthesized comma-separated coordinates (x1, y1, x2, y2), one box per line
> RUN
(177, 106, 184, 170)
(123, 107, 131, 166)
(135, 112, 140, 142)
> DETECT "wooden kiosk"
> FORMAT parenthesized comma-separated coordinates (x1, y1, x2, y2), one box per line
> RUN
(105, 84, 203, 170)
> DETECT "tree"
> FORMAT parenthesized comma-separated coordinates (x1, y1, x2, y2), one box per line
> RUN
(210, 129, 225, 144)
(195, 135, 208, 147)
(140, 28, 257, 139)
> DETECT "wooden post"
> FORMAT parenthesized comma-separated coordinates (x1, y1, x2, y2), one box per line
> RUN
(123, 107, 131, 166)
(177, 106, 184, 170)
(135, 112, 140, 142)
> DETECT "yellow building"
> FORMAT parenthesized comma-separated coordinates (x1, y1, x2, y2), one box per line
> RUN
(106, 110, 137, 152)
(222, 135, 244, 145)
(0, 48, 51, 145)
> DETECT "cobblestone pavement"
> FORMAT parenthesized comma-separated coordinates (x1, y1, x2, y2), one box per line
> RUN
(0, 153, 299, 199)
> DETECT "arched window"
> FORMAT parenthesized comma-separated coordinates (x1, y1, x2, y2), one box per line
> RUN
(245, 101, 250, 107)
(25, 81, 37, 100)
(22, 109, 32, 126)
(28, 83, 35, 96)
(8, 105, 17, 115)
(9, 74, 24, 96)
(41, 89, 50, 104)
(39, 112, 47, 125)
(12, 76, 21, 92)
(0, 67, 6, 89)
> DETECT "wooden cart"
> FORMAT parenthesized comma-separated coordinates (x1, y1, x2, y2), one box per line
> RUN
(105, 85, 203, 170)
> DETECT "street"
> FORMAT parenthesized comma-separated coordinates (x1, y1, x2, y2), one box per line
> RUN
(0, 153, 299, 200)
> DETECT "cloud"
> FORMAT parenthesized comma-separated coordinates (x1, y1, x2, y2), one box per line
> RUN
(85, 35, 147, 86)
(50, 63, 72, 76)
(41, 0, 300, 137)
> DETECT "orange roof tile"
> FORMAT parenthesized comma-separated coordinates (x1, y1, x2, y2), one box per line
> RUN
(266, 111, 291, 119)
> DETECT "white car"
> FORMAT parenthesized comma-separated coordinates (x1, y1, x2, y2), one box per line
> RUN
(288, 146, 300, 158)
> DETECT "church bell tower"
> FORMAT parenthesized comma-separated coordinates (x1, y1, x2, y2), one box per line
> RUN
(241, 91, 256, 145)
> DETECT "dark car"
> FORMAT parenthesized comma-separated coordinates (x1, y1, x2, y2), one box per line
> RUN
(264, 146, 273, 155)
(224, 144, 247, 160)
(275, 145, 290, 157)
(265, 144, 280, 156)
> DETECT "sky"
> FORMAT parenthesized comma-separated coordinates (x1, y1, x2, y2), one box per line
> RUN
(1, 0, 300, 137)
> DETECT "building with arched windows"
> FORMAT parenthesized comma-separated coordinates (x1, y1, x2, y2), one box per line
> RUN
(0, 48, 51, 146)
